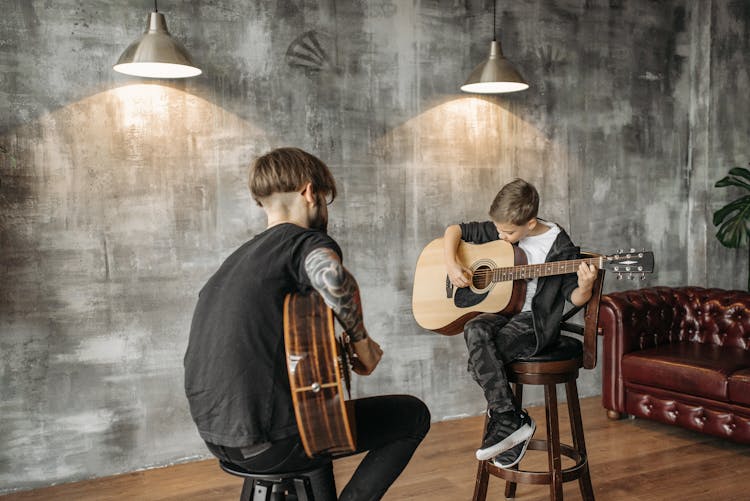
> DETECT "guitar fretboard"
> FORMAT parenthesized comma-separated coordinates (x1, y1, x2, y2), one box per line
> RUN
(489, 257, 602, 282)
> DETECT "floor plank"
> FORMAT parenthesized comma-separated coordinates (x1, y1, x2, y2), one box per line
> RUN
(3, 397, 749, 500)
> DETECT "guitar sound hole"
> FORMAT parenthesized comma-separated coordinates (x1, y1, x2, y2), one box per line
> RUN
(472, 265, 492, 290)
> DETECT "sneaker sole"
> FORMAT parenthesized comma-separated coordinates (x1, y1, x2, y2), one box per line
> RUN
(492, 422, 536, 468)
(475, 420, 535, 461)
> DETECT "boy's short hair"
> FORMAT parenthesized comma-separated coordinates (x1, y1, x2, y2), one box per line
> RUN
(488, 178, 539, 225)
(249, 147, 337, 206)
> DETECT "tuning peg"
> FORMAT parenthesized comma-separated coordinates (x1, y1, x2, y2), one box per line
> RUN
(628, 273, 635, 280)
(629, 248, 636, 253)
(617, 273, 623, 280)
(640, 274, 646, 280)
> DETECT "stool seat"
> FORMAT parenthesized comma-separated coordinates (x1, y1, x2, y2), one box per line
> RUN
(219, 460, 328, 501)
(520, 335, 582, 363)
(220, 460, 322, 481)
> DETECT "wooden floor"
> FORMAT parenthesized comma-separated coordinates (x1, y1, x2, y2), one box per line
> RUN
(4, 397, 750, 500)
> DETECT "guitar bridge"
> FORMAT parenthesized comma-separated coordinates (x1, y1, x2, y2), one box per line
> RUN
(445, 275, 454, 299)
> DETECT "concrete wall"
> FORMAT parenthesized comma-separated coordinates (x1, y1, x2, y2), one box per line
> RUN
(1, 0, 748, 493)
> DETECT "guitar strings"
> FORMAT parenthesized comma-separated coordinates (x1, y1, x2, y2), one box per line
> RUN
(469, 258, 599, 278)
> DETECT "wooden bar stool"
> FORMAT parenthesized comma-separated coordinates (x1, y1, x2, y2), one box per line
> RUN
(472, 256, 605, 501)
(219, 460, 332, 501)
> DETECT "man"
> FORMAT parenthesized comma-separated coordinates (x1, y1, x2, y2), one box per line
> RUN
(184, 147, 430, 500)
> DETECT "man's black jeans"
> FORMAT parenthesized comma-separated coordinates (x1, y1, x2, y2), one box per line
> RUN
(207, 394, 431, 501)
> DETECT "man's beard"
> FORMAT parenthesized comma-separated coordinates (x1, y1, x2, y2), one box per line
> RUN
(309, 205, 328, 232)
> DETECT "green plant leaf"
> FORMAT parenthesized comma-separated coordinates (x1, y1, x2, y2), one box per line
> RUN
(714, 195, 750, 248)
(715, 167, 750, 191)
(716, 176, 750, 191)
(715, 217, 750, 248)
(713, 195, 750, 225)
(716, 178, 750, 190)
(728, 166, 750, 180)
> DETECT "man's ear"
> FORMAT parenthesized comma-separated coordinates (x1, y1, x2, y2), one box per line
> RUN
(300, 182, 315, 204)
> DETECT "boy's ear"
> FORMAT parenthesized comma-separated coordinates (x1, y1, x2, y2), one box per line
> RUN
(527, 217, 538, 230)
(300, 182, 315, 204)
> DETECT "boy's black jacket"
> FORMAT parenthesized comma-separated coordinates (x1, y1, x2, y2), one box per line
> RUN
(458, 220, 580, 354)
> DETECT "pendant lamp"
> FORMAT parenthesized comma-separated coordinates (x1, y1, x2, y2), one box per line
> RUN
(461, 1, 528, 94)
(113, 0, 201, 79)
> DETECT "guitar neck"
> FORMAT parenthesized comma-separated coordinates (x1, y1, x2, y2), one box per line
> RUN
(491, 256, 602, 282)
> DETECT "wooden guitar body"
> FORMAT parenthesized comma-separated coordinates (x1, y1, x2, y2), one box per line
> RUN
(412, 239, 527, 335)
(284, 292, 356, 457)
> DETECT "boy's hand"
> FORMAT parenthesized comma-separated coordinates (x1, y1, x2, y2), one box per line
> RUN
(350, 337, 383, 375)
(447, 262, 473, 288)
(570, 262, 598, 306)
(576, 262, 598, 292)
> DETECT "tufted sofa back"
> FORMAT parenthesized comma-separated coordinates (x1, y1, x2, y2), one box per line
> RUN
(600, 286, 750, 351)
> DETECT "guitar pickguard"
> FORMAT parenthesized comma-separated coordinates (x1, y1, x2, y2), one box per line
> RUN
(454, 287, 490, 308)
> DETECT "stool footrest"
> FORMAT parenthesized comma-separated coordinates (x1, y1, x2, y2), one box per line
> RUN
(486, 439, 588, 485)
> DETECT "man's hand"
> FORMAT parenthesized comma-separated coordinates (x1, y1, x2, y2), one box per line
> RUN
(350, 337, 383, 375)
(447, 261, 473, 288)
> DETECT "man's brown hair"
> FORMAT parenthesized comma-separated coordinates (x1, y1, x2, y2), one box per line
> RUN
(249, 147, 337, 206)
(488, 178, 539, 225)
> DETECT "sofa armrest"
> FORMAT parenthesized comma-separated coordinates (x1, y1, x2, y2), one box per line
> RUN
(599, 288, 674, 414)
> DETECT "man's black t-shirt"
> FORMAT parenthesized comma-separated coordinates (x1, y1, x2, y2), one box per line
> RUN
(184, 223, 342, 448)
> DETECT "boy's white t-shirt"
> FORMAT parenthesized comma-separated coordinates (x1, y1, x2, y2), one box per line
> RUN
(517, 221, 561, 312)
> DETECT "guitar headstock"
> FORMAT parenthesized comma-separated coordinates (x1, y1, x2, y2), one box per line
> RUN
(599, 249, 655, 280)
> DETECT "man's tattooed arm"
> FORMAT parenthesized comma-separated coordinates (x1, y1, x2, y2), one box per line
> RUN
(304, 247, 369, 342)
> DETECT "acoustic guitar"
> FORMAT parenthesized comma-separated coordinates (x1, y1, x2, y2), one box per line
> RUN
(412, 238, 654, 335)
(283, 291, 356, 457)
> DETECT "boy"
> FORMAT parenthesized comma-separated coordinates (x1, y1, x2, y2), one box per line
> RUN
(443, 178, 597, 468)
(184, 147, 430, 501)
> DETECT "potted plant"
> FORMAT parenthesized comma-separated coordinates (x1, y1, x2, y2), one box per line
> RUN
(713, 164, 750, 290)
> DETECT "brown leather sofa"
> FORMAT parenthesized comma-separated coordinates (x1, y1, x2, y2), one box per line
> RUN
(599, 286, 750, 444)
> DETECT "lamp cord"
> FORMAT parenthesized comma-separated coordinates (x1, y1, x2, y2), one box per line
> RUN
(492, 0, 496, 41)
(154, 0, 158, 12)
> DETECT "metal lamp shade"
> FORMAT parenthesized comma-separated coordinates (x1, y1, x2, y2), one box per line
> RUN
(461, 41, 528, 94)
(114, 12, 201, 78)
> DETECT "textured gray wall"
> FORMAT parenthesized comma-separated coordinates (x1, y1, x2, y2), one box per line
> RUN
(1, 0, 748, 493)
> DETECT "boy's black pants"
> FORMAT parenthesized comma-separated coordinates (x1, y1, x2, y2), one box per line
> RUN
(464, 311, 537, 414)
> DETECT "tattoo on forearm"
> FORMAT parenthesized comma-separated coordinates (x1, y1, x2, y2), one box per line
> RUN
(304, 247, 368, 342)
